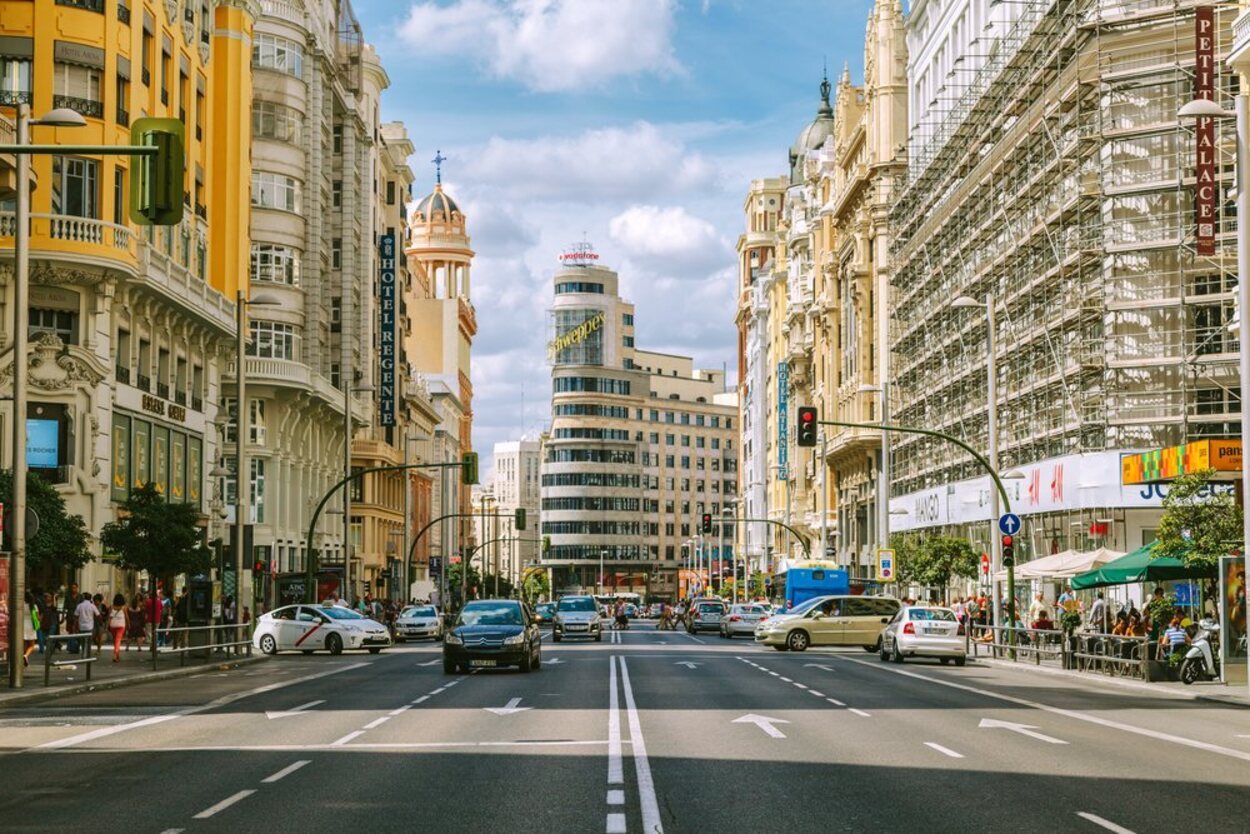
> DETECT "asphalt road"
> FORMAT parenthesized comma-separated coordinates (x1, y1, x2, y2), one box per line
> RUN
(1, 623, 1248, 833)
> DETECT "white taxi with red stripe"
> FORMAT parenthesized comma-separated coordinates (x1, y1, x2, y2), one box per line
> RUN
(253, 604, 392, 656)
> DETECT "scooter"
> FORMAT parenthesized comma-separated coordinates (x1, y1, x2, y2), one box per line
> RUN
(1180, 618, 1221, 685)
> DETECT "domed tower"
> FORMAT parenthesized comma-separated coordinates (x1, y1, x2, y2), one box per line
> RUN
(404, 155, 477, 523)
(789, 71, 836, 184)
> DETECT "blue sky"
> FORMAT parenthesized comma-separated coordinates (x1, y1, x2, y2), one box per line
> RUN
(352, 0, 878, 479)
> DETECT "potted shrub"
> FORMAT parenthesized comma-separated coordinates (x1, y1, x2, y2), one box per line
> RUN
(1060, 610, 1083, 669)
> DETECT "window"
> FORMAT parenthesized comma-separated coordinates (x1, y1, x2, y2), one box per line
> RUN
(623, 313, 634, 326)
(140, 29, 152, 85)
(252, 101, 302, 145)
(665, 433, 674, 445)
(650, 410, 658, 421)
(649, 432, 659, 444)
(552, 377, 631, 395)
(332, 125, 342, 154)
(623, 336, 634, 347)
(222, 398, 266, 445)
(53, 62, 102, 115)
(386, 180, 395, 205)
(250, 244, 301, 285)
(712, 438, 720, 450)
(680, 413, 690, 425)
(113, 166, 125, 223)
(330, 362, 341, 389)
(29, 308, 78, 344)
(246, 321, 297, 360)
(332, 179, 341, 208)
(0, 57, 32, 103)
(554, 282, 605, 294)
(330, 297, 342, 332)
(664, 454, 674, 467)
(252, 33, 304, 77)
(681, 456, 691, 469)
(682, 435, 690, 447)
(160, 45, 169, 104)
(331, 238, 342, 269)
(52, 157, 99, 218)
(251, 172, 301, 213)
(223, 458, 266, 523)
(665, 412, 675, 423)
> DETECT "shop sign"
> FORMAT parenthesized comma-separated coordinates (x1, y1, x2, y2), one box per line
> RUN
(547, 310, 604, 359)
(1120, 439, 1241, 485)
(1195, 5, 1217, 256)
(379, 233, 396, 427)
(777, 361, 789, 480)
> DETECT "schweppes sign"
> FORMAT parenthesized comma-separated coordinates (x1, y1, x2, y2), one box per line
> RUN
(548, 311, 605, 360)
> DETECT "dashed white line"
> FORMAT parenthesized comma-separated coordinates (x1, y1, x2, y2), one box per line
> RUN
(606, 813, 627, 833)
(792, 683, 808, 690)
(826, 698, 846, 707)
(848, 708, 872, 718)
(809, 690, 826, 697)
(607, 655, 623, 785)
(363, 716, 391, 730)
(261, 760, 311, 783)
(388, 705, 411, 716)
(429, 687, 446, 695)
(767, 671, 780, 677)
(779, 676, 793, 683)
(924, 742, 964, 759)
(331, 731, 364, 747)
(619, 657, 663, 833)
(158, 829, 184, 834)
(192, 789, 255, 819)
(606, 789, 624, 805)
(1077, 812, 1137, 834)
(413, 695, 430, 704)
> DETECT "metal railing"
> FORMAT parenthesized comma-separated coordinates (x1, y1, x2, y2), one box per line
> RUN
(42, 632, 98, 686)
(40, 623, 252, 686)
(968, 625, 1150, 680)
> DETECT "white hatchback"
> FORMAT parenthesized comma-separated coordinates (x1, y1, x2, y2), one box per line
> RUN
(395, 605, 442, 642)
(253, 604, 392, 656)
(880, 606, 966, 665)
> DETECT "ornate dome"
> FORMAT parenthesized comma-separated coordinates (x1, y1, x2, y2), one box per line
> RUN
(414, 184, 460, 218)
(789, 72, 835, 184)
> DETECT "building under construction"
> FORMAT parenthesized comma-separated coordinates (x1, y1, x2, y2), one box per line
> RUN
(888, 0, 1240, 560)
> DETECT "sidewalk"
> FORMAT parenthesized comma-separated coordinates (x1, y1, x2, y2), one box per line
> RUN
(0, 641, 267, 708)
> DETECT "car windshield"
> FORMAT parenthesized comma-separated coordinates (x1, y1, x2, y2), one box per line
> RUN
(403, 607, 436, 618)
(787, 597, 829, 616)
(558, 598, 596, 612)
(730, 605, 752, 615)
(908, 608, 956, 621)
(457, 603, 522, 627)
(317, 606, 364, 620)
(698, 603, 725, 613)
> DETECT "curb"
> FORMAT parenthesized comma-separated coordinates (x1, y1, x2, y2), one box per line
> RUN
(971, 655, 1249, 709)
(0, 654, 269, 708)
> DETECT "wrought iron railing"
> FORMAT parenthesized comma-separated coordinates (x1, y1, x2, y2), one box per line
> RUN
(52, 95, 103, 119)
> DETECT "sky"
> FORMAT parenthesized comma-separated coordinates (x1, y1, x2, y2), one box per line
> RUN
(352, 0, 878, 481)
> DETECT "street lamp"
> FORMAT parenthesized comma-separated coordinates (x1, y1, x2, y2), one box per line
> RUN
(7, 105, 85, 688)
(599, 548, 608, 597)
(233, 290, 281, 627)
(1179, 94, 1250, 705)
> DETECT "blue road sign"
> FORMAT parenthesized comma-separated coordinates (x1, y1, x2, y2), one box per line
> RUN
(998, 513, 1022, 536)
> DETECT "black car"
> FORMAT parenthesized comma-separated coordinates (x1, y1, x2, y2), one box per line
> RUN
(443, 599, 542, 674)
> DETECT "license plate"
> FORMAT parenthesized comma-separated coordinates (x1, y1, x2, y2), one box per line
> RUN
(470, 659, 496, 667)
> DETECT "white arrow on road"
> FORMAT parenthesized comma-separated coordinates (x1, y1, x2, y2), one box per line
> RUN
(265, 700, 325, 720)
(544, 657, 565, 665)
(417, 659, 441, 667)
(803, 664, 835, 672)
(674, 661, 702, 669)
(979, 718, 1067, 745)
(484, 697, 532, 716)
(732, 714, 790, 739)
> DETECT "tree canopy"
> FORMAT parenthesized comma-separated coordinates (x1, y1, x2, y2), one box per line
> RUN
(0, 470, 92, 573)
(99, 483, 210, 578)
(1154, 468, 1242, 568)
(889, 533, 979, 593)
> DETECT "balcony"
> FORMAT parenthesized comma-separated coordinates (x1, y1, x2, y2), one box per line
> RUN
(0, 91, 31, 107)
(195, 202, 207, 219)
(116, 107, 129, 127)
(156, 381, 169, 399)
(173, 389, 186, 406)
(191, 395, 202, 412)
(141, 68, 150, 86)
(118, 2, 130, 24)
(115, 365, 130, 384)
(56, 0, 104, 12)
(53, 95, 103, 119)
(136, 374, 151, 392)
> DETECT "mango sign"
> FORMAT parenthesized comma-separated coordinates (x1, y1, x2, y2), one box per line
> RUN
(1121, 439, 1241, 485)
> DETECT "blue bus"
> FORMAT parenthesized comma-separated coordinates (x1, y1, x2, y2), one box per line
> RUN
(775, 561, 849, 609)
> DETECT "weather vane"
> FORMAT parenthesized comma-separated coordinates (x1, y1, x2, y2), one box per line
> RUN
(432, 149, 447, 184)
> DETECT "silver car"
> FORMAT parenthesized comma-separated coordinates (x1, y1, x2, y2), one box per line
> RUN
(719, 603, 770, 638)
(688, 600, 728, 633)
(880, 605, 966, 665)
(553, 595, 603, 642)
(395, 605, 442, 642)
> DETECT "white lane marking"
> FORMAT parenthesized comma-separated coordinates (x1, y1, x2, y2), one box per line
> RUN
(732, 713, 789, 739)
(674, 661, 701, 669)
(682, 632, 706, 644)
(429, 688, 446, 695)
(192, 789, 256, 819)
(979, 718, 1066, 745)
(803, 663, 835, 672)
(388, 705, 411, 717)
(331, 731, 364, 747)
(545, 657, 566, 665)
(792, 683, 808, 690)
(826, 698, 846, 707)
(412, 696, 430, 704)
(778, 676, 793, 683)
(619, 658, 663, 834)
(363, 716, 391, 730)
(261, 760, 311, 783)
(86, 740, 623, 752)
(38, 662, 371, 751)
(848, 708, 872, 718)
(1077, 812, 1137, 834)
(924, 742, 965, 759)
(483, 697, 532, 716)
(417, 659, 441, 666)
(444, 680, 459, 687)
(606, 813, 626, 833)
(159, 829, 185, 834)
(265, 699, 326, 720)
(841, 656, 1250, 764)
(810, 691, 826, 697)
(767, 671, 780, 677)
(606, 789, 625, 805)
(608, 655, 623, 785)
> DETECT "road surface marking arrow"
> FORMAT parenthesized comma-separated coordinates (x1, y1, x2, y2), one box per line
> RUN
(674, 661, 702, 669)
(544, 657, 565, 665)
(484, 697, 532, 716)
(732, 713, 789, 738)
(803, 664, 835, 672)
(979, 718, 1067, 745)
(265, 699, 324, 720)
(417, 659, 441, 667)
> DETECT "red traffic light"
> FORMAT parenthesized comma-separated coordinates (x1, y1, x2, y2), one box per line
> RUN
(800, 410, 814, 423)
(1001, 535, 1013, 547)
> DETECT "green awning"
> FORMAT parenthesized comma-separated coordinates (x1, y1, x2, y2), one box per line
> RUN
(1070, 542, 1215, 590)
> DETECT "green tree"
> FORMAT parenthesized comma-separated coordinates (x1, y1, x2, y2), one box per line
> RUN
(888, 532, 925, 588)
(523, 570, 550, 603)
(99, 483, 209, 578)
(1155, 468, 1242, 568)
(0, 470, 92, 574)
(445, 560, 482, 603)
(916, 536, 979, 594)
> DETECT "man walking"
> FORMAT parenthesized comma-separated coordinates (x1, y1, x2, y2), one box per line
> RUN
(73, 593, 97, 657)
(1089, 591, 1109, 634)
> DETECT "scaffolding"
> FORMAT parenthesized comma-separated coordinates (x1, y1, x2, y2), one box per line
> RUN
(889, 0, 1242, 500)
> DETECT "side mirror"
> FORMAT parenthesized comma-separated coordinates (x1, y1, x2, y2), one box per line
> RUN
(880, 618, 889, 624)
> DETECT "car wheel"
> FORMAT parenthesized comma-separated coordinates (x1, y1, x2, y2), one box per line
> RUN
(939, 657, 950, 665)
(786, 630, 809, 652)
(595, 633, 602, 642)
(302, 650, 314, 656)
(326, 633, 343, 656)
(879, 639, 889, 662)
(443, 657, 457, 674)
(865, 638, 881, 653)
(553, 633, 562, 643)
(259, 634, 277, 655)
(773, 645, 789, 652)
(519, 650, 532, 673)
(368, 647, 382, 654)
(533, 650, 542, 671)
(891, 640, 904, 663)
(396, 637, 405, 644)
(954, 656, 967, 668)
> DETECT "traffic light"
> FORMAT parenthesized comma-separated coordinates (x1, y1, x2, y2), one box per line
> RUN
(461, 451, 478, 485)
(130, 117, 185, 226)
(514, 507, 526, 531)
(797, 406, 818, 447)
(701, 513, 712, 534)
(252, 559, 265, 573)
(1001, 534, 1015, 568)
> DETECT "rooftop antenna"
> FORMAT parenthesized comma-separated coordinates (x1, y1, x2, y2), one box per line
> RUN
(432, 149, 447, 184)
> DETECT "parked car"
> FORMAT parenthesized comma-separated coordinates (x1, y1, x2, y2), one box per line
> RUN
(253, 604, 392, 656)
(754, 595, 900, 652)
(880, 605, 966, 665)
(395, 605, 442, 642)
(719, 603, 770, 638)
(442, 599, 542, 673)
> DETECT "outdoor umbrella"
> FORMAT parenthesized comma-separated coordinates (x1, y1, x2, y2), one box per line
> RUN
(1069, 543, 1215, 590)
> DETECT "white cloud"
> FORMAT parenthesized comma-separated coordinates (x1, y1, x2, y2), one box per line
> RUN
(461, 122, 718, 202)
(608, 205, 729, 277)
(399, 0, 681, 93)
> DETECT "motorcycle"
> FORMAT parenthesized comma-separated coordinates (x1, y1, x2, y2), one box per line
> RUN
(1179, 618, 1221, 685)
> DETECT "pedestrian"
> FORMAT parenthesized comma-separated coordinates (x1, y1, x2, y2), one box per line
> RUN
(22, 591, 38, 667)
(1089, 591, 1108, 634)
(127, 594, 146, 650)
(108, 593, 126, 661)
(62, 582, 81, 653)
(91, 593, 109, 653)
(1058, 584, 1078, 616)
(1028, 592, 1047, 623)
(144, 590, 161, 648)
(36, 591, 56, 654)
(173, 588, 189, 649)
(1159, 616, 1190, 656)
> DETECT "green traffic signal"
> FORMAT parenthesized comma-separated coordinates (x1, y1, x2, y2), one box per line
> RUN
(129, 117, 184, 226)
(461, 451, 479, 485)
